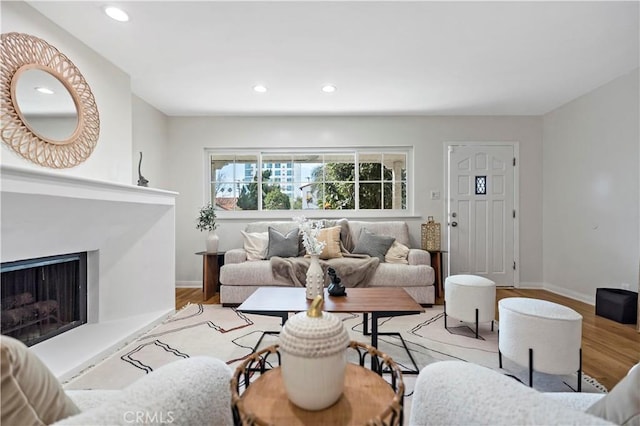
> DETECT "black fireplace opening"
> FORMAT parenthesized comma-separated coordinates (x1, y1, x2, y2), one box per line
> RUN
(1, 252, 87, 347)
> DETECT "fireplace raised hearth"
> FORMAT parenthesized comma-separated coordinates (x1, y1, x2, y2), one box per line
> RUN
(1, 252, 87, 346)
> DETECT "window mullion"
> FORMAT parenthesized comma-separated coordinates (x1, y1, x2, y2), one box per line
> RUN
(381, 153, 385, 210)
(354, 151, 360, 211)
(257, 154, 262, 211)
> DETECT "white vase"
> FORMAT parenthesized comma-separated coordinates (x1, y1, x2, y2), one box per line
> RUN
(205, 230, 219, 253)
(305, 254, 324, 300)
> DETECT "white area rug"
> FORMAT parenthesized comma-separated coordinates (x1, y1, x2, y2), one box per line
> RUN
(64, 304, 605, 418)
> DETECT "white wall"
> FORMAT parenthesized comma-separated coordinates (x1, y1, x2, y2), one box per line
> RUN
(543, 69, 640, 303)
(132, 95, 171, 189)
(1, 1, 133, 184)
(0, 2, 177, 378)
(168, 116, 543, 287)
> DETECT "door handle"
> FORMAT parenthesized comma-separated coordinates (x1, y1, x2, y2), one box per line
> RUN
(451, 221, 458, 227)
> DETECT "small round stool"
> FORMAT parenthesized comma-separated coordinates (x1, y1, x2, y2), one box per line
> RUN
(444, 274, 496, 339)
(498, 297, 583, 391)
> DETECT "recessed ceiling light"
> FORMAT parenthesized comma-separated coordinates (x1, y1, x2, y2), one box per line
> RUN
(322, 84, 337, 93)
(253, 85, 267, 93)
(104, 6, 129, 22)
(35, 87, 54, 95)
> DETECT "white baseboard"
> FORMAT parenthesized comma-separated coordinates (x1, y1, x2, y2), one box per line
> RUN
(542, 283, 595, 306)
(176, 281, 200, 288)
(507, 281, 595, 306)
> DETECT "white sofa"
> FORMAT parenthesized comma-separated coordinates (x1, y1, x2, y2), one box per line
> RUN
(220, 220, 435, 305)
(56, 357, 233, 425)
(1, 333, 233, 426)
(409, 361, 611, 426)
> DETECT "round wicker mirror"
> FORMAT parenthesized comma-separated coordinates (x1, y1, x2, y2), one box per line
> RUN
(14, 67, 79, 142)
(0, 32, 100, 168)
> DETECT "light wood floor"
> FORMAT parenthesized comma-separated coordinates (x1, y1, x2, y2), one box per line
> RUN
(175, 287, 639, 390)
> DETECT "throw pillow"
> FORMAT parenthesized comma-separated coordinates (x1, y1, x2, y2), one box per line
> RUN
(241, 231, 269, 260)
(315, 226, 343, 259)
(266, 227, 299, 259)
(1, 335, 80, 426)
(352, 228, 396, 262)
(385, 241, 410, 264)
(322, 218, 354, 253)
(586, 362, 640, 425)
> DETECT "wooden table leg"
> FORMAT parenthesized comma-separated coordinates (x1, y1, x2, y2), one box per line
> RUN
(202, 254, 218, 301)
(430, 251, 444, 298)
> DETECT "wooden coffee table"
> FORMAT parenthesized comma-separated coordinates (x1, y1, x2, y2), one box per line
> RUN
(237, 287, 424, 373)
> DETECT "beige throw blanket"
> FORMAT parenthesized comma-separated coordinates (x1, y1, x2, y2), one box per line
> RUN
(270, 255, 380, 288)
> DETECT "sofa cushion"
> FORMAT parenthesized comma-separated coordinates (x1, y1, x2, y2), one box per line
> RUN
(316, 226, 343, 259)
(385, 241, 410, 264)
(587, 363, 640, 425)
(349, 221, 410, 247)
(368, 263, 433, 288)
(352, 228, 395, 262)
(322, 218, 354, 253)
(1, 335, 80, 426)
(245, 221, 305, 256)
(220, 261, 294, 287)
(266, 227, 299, 259)
(246, 221, 298, 234)
(241, 231, 269, 260)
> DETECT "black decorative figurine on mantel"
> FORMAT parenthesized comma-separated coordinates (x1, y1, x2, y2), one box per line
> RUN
(137, 151, 149, 187)
(327, 267, 347, 297)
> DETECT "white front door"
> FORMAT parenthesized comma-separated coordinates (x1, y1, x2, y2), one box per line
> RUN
(446, 143, 517, 286)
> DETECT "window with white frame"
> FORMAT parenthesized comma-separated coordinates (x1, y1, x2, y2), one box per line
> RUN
(208, 149, 409, 212)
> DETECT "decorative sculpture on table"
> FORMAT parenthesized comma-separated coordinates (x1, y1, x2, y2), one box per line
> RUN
(327, 267, 347, 297)
(137, 151, 149, 187)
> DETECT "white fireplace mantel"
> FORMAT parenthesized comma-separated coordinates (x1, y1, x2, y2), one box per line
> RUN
(1, 164, 177, 207)
(1, 165, 178, 379)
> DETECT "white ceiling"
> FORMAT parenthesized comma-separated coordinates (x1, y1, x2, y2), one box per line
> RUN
(27, 1, 639, 117)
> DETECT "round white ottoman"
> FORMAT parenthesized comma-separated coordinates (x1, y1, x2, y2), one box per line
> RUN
(498, 297, 583, 391)
(444, 274, 496, 338)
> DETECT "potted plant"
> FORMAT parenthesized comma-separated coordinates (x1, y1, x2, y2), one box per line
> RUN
(196, 203, 219, 253)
